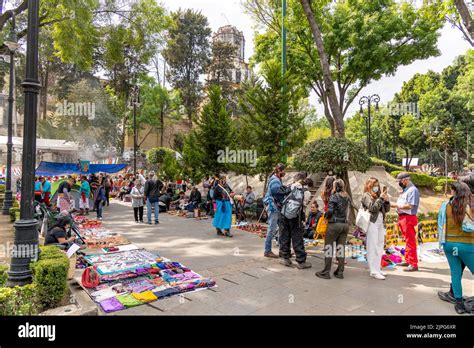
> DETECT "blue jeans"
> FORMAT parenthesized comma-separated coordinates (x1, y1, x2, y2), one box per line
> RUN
(443, 242, 474, 300)
(96, 201, 103, 219)
(146, 198, 159, 223)
(265, 209, 280, 253)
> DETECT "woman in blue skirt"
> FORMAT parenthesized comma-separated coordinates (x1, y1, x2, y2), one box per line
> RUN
(212, 176, 234, 237)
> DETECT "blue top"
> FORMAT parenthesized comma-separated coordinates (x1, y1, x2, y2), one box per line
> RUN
(34, 181, 42, 192)
(79, 180, 91, 198)
(401, 183, 420, 215)
(42, 180, 51, 193)
(263, 174, 287, 211)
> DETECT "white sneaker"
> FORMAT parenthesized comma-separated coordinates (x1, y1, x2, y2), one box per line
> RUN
(380, 271, 387, 276)
(370, 273, 386, 280)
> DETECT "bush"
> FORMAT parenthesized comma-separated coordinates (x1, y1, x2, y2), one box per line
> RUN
(31, 246, 69, 309)
(370, 157, 405, 173)
(0, 184, 5, 192)
(9, 207, 20, 223)
(0, 264, 8, 287)
(436, 178, 457, 187)
(0, 284, 40, 315)
(390, 171, 436, 188)
(434, 185, 444, 193)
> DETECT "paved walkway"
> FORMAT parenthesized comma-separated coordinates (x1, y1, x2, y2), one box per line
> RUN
(94, 201, 472, 315)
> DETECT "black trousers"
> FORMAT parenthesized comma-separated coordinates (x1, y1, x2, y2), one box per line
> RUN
(321, 222, 349, 275)
(105, 187, 110, 206)
(133, 206, 144, 222)
(278, 216, 307, 263)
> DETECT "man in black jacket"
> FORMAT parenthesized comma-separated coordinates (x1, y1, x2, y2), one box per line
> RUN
(144, 172, 163, 224)
(187, 186, 202, 212)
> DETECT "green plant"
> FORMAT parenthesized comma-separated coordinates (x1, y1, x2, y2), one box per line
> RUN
(0, 184, 5, 192)
(0, 284, 40, 315)
(384, 213, 399, 224)
(31, 246, 69, 309)
(427, 211, 439, 220)
(0, 264, 8, 287)
(9, 207, 20, 223)
(434, 185, 444, 193)
(417, 213, 426, 221)
(370, 157, 405, 173)
(436, 177, 457, 187)
(390, 171, 436, 188)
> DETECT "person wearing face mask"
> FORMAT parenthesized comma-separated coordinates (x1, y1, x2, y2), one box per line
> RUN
(391, 172, 420, 272)
(361, 177, 391, 279)
(263, 163, 289, 258)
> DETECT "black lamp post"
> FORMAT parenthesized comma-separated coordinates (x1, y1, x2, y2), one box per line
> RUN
(7, 0, 41, 286)
(2, 11, 18, 215)
(358, 94, 380, 156)
(129, 85, 140, 177)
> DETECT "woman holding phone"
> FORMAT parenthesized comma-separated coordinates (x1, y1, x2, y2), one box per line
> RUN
(361, 178, 391, 279)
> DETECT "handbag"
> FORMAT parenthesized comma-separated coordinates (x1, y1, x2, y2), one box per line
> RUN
(462, 205, 474, 233)
(355, 203, 371, 233)
(82, 266, 100, 288)
(316, 213, 328, 236)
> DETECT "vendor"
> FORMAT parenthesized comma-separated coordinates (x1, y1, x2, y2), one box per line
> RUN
(303, 202, 322, 239)
(45, 216, 76, 246)
(187, 186, 202, 212)
(172, 191, 187, 210)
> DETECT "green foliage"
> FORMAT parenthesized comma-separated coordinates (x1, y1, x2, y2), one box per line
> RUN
(146, 147, 182, 181)
(31, 246, 69, 310)
(0, 264, 8, 287)
(370, 157, 405, 173)
(390, 171, 436, 188)
(0, 184, 5, 192)
(434, 185, 444, 193)
(0, 284, 40, 316)
(294, 137, 372, 176)
(9, 207, 20, 223)
(436, 177, 457, 187)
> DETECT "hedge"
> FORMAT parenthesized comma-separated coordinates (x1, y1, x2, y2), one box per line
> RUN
(0, 184, 5, 192)
(0, 284, 39, 315)
(9, 207, 20, 223)
(0, 264, 8, 287)
(436, 178, 457, 187)
(31, 246, 70, 309)
(390, 171, 437, 188)
(370, 157, 405, 173)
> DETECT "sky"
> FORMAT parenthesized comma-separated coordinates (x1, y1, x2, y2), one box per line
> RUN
(161, 0, 471, 117)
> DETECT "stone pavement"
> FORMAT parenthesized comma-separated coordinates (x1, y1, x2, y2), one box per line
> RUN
(90, 202, 472, 315)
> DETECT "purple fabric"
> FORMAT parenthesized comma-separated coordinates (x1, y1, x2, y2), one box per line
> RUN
(99, 297, 125, 313)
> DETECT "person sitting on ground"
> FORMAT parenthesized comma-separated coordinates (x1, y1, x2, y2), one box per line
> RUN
(243, 186, 256, 209)
(187, 186, 202, 212)
(172, 191, 187, 210)
(118, 180, 132, 201)
(303, 202, 322, 239)
(45, 215, 76, 246)
(159, 192, 172, 212)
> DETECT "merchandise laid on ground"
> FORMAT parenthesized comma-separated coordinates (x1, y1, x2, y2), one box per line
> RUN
(73, 215, 217, 313)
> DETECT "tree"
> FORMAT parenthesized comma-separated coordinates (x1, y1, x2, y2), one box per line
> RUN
(162, 9, 212, 122)
(147, 147, 182, 181)
(443, 0, 474, 46)
(398, 114, 427, 170)
(181, 85, 235, 177)
(245, 0, 445, 137)
(239, 61, 307, 185)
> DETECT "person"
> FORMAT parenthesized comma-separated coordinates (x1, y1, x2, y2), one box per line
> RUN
(321, 175, 336, 212)
(279, 171, 312, 269)
(78, 175, 91, 215)
(118, 180, 132, 201)
(212, 176, 234, 237)
(40, 177, 52, 207)
(131, 180, 145, 223)
(172, 191, 187, 210)
(437, 182, 473, 314)
(316, 179, 351, 280)
(57, 176, 74, 213)
(103, 175, 113, 206)
(243, 186, 256, 209)
(34, 177, 43, 203)
(303, 202, 322, 239)
(159, 192, 172, 212)
(263, 163, 289, 258)
(45, 215, 76, 246)
(391, 172, 420, 272)
(144, 172, 163, 224)
(93, 182, 106, 220)
(187, 186, 202, 212)
(361, 177, 391, 280)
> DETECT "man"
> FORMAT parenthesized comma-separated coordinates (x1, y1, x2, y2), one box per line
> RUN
(79, 175, 91, 215)
(187, 186, 202, 212)
(263, 163, 289, 258)
(303, 202, 322, 239)
(391, 172, 420, 272)
(41, 177, 52, 207)
(243, 186, 256, 209)
(103, 175, 113, 206)
(144, 172, 163, 224)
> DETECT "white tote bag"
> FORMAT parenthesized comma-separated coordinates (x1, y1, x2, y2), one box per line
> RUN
(355, 204, 371, 233)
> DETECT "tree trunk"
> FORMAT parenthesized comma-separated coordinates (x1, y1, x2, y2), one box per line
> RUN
(300, 0, 344, 137)
(160, 107, 164, 147)
(444, 147, 448, 196)
(454, 0, 474, 40)
(341, 170, 355, 225)
(42, 63, 49, 120)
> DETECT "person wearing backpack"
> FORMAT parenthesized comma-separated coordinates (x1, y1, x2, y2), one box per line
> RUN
(279, 172, 312, 269)
(437, 182, 473, 314)
(316, 179, 351, 280)
(263, 163, 289, 258)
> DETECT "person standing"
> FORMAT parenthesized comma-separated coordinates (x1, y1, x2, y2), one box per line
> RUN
(212, 176, 234, 237)
(263, 163, 289, 258)
(279, 172, 312, 269)
(79, 175, 91, 215)
(94, 182, 106, 220)
(437, 182, 473, 314)
(144, 172, 163, 224)
(361, 177, 391, 280)
(316, 179, 351, 280)
(41, 177, 52, 207)
(131, 180, 145, 223)
(34, 177, 43, 203)
(321, 175, 336, 212)
(57, 176, 74, 213)
(391, 172, 420, 272)
(103, 175, 112, 206)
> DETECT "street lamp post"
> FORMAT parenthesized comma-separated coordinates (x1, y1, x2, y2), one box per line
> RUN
(7, 0, 41, 286)
(358, 94, 380, 156)
(129, 85, 140, 177)
(2, 11, 18, 215)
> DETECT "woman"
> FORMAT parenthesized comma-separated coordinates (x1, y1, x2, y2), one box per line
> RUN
(131, 180, 145, 223)
(438, 182, 473, 314)
(212, 176, 234, 238)
(45, 216, 76, 246)
(316, 179, 351, 280)
(320, 175, 336, 212)
(361, 177, 391, 280)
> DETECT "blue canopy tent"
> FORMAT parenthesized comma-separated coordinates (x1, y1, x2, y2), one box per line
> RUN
(36, 161, 127, 176)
